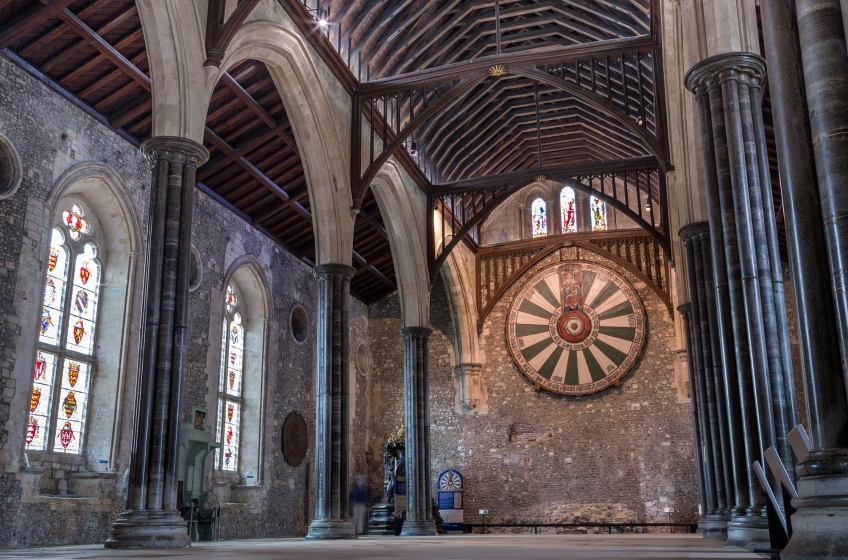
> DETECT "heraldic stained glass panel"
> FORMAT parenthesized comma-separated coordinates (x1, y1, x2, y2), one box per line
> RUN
(217, 285, 244, 471)
(590, 196, 608, 231)
(560, 187, 577, 233)
(40, 228, 68, 347)
(26, 352, 57, 451)
(30, 205, 99, 454)
(226, 313, 244, 397)
(531, 198, 547, 238)
(53, 360, 91, 453)
(222, 401, 241, 472)
(66, 243, 100, 355)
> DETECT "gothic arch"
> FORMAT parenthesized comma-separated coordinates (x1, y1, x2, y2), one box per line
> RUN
(371, 160, 429, 328)
(213, 21, 355, 265)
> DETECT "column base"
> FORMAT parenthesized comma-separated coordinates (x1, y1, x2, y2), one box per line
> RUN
(399, 519, 438, 536)
(782, 470, 848, 560)
(306, 518, 358, 540)
(695, 515, 707, 534)
(367, 503, 395, 536)
(698, 513, 730, 541)
(104, 509, 191, 549)
(725, 512, 769, 550)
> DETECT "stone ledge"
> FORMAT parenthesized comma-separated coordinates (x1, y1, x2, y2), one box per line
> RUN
(69, 471, 117, 479)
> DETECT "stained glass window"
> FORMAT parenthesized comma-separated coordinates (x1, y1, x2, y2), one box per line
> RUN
(560, 187, 577, 233)
(590, 196, 608, 231)
(28, 208, 101, 453)
(218, 285, 244, 472)
(531, 198, 547, 238)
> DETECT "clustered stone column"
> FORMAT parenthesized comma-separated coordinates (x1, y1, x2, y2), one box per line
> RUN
(106, 137, 208, 549)
(399, 327, 438, 536)
(307, 264, 357, 540)
(678, 304, 710, 531)
(758, 0, 848, 556)
(684, 55, 799, 549)
(680, 224, 733, 539)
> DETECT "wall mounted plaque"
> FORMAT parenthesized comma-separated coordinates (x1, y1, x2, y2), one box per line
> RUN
(506, 262, 645, 395)
(282, 411, 308, 467)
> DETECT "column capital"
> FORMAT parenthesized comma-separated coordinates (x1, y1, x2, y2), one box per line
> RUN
(684, 52, 766, 94)
(679, 221, 711, 243)
(141, 136, 209, 167)
(400, 326, 433, 340)
(312, 263, 356, 280)
(677, 302, 692, 317)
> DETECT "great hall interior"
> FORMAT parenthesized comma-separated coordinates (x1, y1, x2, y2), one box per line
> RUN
(0, 0, 846, 558)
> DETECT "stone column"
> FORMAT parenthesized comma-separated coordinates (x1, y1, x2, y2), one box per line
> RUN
(685, 58, 779, 549)
(760, 0, 848, 556)
(679, 303, 709, 532)
(399, 326, 437, 536)
(106, 137, 208, 549)
(307, 264, 357, 540)
(681, 224, 729, 539)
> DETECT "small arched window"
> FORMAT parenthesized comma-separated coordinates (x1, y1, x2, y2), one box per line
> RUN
(28, 204, 101, 453)
(560, 187, 577, 233)
(590, 196, 608, 231)
(531, 198, 547, 238)
(217, 284, 244, 472)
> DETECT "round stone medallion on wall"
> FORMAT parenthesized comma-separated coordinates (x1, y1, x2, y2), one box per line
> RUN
(282, 412, 308, 467)
(0, 133, 23, 200)
(506, 261, 645, 396)
(355, 343, 370, 376)
(290, 305, 308, 343)
(188, 246, 202, 291)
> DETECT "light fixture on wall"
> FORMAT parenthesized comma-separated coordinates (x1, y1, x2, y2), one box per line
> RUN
(645, 199, 652, 212)
(405, 140, 418, 156)
(309, 6, 329, 28)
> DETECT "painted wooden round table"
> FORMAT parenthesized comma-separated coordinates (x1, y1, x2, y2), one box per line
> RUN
(506, 261, 646, 395)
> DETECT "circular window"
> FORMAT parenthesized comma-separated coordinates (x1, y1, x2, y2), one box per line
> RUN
(355, 343, 370, 376)
(188, 246, 201, 291)
(290, 305, 308, 343)
(0, 134, 23, 200)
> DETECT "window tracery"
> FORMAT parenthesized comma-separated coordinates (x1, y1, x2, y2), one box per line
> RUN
(531, 198, 547, 238)
(590, 196, 608, 231)
(217, 285, 244, 472)
(27, 206, 101, 453)
(560, 187, 577, 233)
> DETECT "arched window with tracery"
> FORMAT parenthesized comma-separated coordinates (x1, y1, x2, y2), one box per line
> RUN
(531, 198, 547, 238)
(28, 204, 101, 453)
(590, 196, 608, 231)
(560, 187, 577, 233)
(217, 284, 244, 472)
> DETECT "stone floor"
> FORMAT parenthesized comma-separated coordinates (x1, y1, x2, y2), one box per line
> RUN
(0, 535, 762, 560)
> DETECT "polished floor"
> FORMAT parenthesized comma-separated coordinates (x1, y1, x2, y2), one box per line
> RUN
(0, 535, 761, 560)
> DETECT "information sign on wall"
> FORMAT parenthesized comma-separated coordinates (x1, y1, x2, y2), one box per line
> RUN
(437, 468, 464, 531)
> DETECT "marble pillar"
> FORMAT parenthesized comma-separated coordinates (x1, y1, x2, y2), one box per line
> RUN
(759, 0, 848, 556)
(399, 327, 438, 536)
(681, 224, 729, 539)
(679, 303, 710, 534)
(106, 137, 208, 549)
(307, 264, 357, 540)
(686, 56, 796, 549)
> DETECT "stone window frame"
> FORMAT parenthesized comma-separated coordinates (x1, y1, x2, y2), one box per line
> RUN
(212, 257, 271, 485)
(21, 162, 142, 479)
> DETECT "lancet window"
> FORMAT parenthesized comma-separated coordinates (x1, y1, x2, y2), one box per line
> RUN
(590, 196, 608, 231)
(531, 198, 547, 238)
(27, 204, 101, 453)
(560, 187, 577, 233)
(217, 284, 244, 472)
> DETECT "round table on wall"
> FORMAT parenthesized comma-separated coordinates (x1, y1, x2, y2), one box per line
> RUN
(506, 261, 646, 396)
